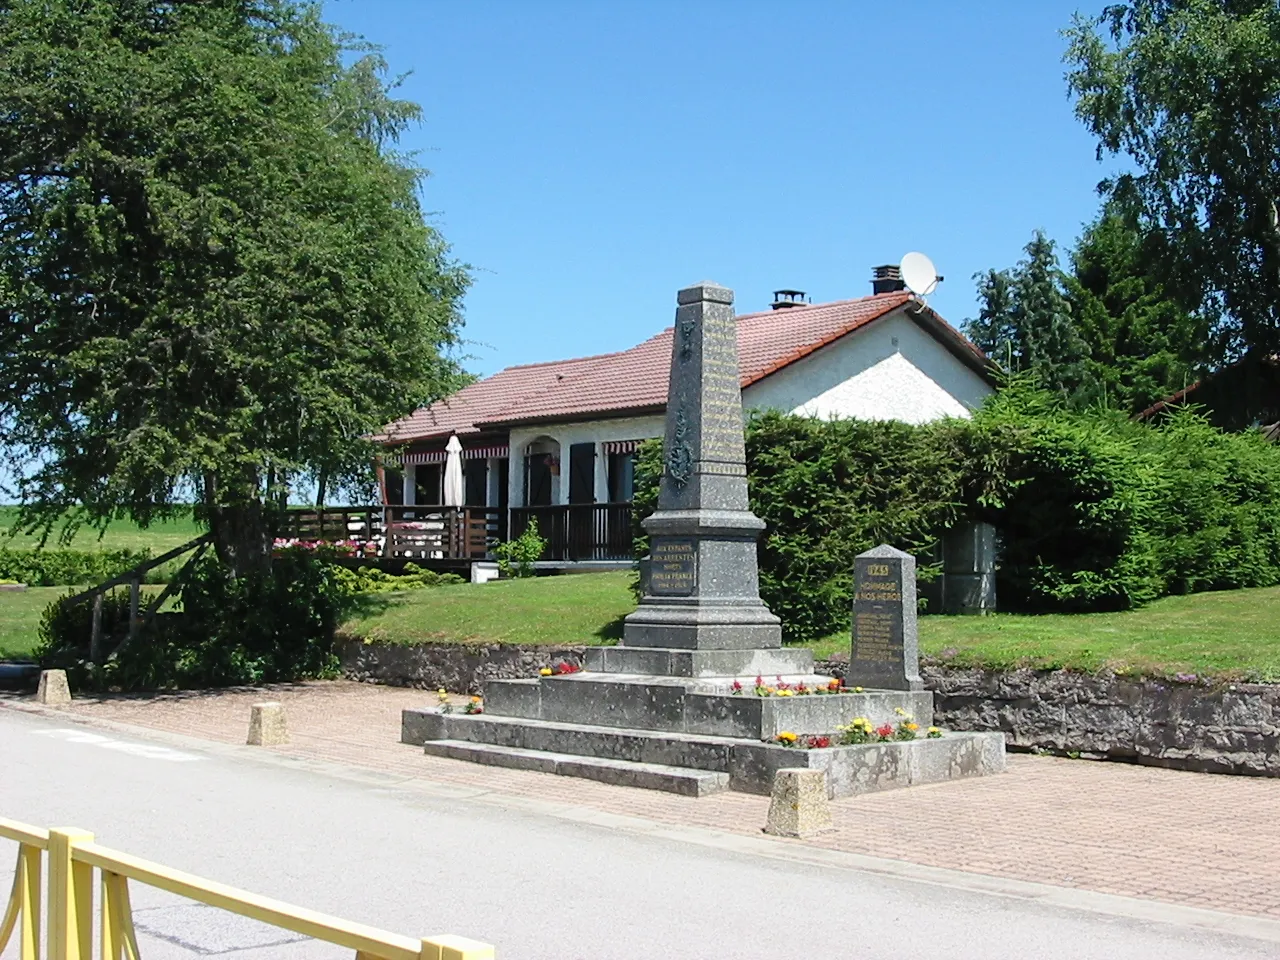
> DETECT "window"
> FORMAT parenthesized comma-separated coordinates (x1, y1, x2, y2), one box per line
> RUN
(607, 452, 635, 503)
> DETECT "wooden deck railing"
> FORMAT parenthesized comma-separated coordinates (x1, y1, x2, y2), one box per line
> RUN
(277, 504, 632, 563)
(382, 506, 499, 561)
(509, 503, 633, 562)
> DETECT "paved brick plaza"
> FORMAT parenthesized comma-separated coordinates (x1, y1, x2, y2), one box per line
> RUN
(12, 680, 1280, 919)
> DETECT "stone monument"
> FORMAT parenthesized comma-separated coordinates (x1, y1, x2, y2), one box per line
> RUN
(847, 544, 923, 691)
(622, 281, 782, 653)
(403, 285, 1006, 800)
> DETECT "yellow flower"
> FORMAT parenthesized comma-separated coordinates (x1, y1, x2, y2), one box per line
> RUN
(777, 731, 797, 743)
(928, 726, 941, 734)
(777, 689, 794, 697)
(765, 687, 777, 695)
(906, 722, 919, 732)
(470, 696, 482, 704)
(853, 686, 864, 693)
(539, 667, 553, 676)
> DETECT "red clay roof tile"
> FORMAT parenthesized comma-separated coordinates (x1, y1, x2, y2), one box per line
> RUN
(383, 292, 985, 442)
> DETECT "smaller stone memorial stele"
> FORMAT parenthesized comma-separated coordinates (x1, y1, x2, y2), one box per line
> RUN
(847, 545, 923, 691)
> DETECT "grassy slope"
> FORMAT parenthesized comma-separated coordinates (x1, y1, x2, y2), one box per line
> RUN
(346, 573, 636, 647)
(343, 571, 1280, 681)
(0, 506, 204, 553)
(0, 584, 170, 660)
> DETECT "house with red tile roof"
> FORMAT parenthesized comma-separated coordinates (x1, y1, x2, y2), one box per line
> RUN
(376, 269, 995, 565)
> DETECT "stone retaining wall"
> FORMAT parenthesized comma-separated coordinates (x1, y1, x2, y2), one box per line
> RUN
(338, 638, 586, 694)
(344, 640, 1280, 777)
(819, 656, 1280, 777)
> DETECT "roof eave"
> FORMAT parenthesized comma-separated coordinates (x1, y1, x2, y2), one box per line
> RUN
(477, 403, 667, 431)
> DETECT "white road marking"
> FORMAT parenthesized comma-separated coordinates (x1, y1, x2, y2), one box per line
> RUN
(33, 728, 203, 762)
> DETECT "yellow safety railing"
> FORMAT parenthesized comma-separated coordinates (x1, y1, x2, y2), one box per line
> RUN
(0, 817, 493, 960)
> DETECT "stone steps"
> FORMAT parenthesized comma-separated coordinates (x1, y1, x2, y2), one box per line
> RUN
(422, 739, 731, 797)
(402, 709, 740, 771)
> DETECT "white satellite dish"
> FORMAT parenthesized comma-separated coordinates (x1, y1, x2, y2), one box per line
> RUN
(900, 251, 942, 298)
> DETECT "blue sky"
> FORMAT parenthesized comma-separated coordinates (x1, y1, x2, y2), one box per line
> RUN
(328, 0, 1121, 378)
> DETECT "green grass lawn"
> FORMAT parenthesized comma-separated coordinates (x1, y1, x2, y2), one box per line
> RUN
(0, 587, 66, 659)
(0, 584, 173, 660)
(343, 571, 1280, 681)
(345, 572, 637, 647)
(0, 505, 204, 553)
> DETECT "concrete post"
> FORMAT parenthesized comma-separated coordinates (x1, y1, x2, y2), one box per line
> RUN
(37, 669, 72, 705)
(247, 702, 289, 746)
(763, 768, 832, 839)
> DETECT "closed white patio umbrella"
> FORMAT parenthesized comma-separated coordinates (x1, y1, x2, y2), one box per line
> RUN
(443, 434, 465, 507)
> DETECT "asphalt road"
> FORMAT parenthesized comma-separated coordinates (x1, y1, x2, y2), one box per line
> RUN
(0, 707, 1274, 960)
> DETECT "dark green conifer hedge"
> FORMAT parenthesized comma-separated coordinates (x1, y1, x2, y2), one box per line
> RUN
(634, 386, 1280, 643)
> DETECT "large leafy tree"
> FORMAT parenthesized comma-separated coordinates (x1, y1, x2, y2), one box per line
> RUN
(1065, 0, 1280, 361)
(0, 0, 469, 575)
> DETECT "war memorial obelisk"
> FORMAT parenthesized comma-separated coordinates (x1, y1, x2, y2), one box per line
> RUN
(603, 281, 820, 677)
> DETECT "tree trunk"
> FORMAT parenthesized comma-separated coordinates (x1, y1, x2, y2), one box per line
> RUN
(315, 465, 329, 507)
(201, 470, 273, 580)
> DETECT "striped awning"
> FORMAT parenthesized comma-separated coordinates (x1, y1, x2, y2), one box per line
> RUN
(401, 450, 446, 465)
(464, 445, 509, 460)
(400, 445, 509, 465)
(603, 439, 646, 455)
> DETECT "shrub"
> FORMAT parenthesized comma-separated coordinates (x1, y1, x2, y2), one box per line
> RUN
(35, 551, 350, 691)
(329, 562, 464, 595)
(634, 413, 964, 643)
(632, 385, 1280, 640)
(0, 547, 151, 586)
(493, 519, 547, 577)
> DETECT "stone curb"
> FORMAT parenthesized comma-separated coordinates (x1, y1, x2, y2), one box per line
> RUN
(4, 695, 1280, 946)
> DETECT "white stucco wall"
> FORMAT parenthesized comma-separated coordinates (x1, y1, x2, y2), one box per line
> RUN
(743, 309, 993, 423)
(508, 414, 665, 506)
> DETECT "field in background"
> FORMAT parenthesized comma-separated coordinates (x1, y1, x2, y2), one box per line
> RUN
(0, 505, 204, 552)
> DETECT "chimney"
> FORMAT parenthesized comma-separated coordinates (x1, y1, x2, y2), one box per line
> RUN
(871, 264, 906, 295)
(771, 289, 808, 310)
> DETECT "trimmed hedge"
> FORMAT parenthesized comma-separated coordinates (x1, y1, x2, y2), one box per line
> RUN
(634, 386, 1280, 643)
(0, 548, 151, 586)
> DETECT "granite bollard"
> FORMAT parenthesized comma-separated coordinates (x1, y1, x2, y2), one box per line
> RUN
(36, 669, 72, 705)
(247, 702, 289, 746)
(763, 768, 832, 838)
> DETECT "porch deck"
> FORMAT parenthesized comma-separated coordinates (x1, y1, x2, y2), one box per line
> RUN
(276, 503, 634, 564)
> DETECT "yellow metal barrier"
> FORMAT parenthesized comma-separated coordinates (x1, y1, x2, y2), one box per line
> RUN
(1, 817, 494, 960)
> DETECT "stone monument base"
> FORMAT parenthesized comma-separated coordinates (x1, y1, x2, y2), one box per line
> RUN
(402, 657, 1006, 798)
